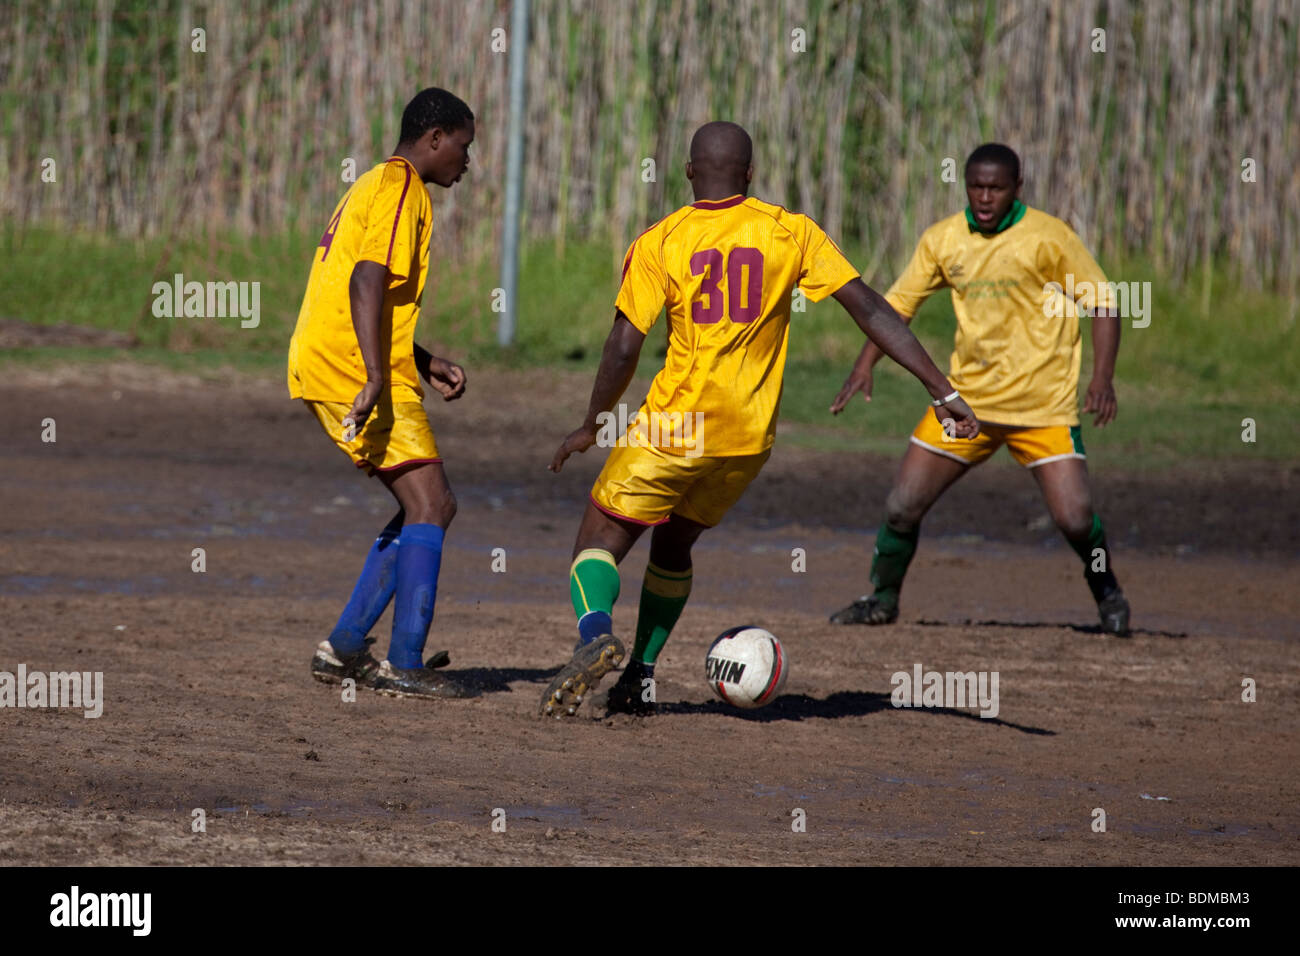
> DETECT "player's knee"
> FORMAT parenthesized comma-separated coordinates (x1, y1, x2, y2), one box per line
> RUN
(884, 489, 922, 532)
(1053, 508, 1092, 541)
(438, 491, 458, 528)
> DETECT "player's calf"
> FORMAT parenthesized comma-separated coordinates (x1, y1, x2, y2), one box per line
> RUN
(1060, 512, 1131, 636)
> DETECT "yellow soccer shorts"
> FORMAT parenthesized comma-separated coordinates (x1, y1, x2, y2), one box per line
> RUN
(910, 412, 1086, 468)
(304, 399, 441, 476)
(591, 443, 772, 528)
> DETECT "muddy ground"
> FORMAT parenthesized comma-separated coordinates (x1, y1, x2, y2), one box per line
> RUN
(1, 363, 1297, 865)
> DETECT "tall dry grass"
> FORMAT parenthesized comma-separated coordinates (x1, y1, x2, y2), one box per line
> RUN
(2, 0, 1297, 292)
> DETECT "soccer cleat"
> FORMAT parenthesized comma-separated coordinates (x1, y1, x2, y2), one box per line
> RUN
(829, 593, 899, 625)
(311, 639, 381, 686)
(540, 635, 626, 719)
(1097, 586, 1131, 637)
(372, 660, 478, 699)
(605, 660, 657, 716)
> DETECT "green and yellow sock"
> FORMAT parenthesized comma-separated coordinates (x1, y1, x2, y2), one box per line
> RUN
(632, 562, 693, 667)
(570, 548, 621, 647)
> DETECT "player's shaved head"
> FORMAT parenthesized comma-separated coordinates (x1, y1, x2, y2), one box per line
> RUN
(689, 122, 753, 174)
(686, 122, 754, 200)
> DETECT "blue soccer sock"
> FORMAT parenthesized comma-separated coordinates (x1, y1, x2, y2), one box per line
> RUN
(388, 522, 445, 669)
(328, 515, 403, 656)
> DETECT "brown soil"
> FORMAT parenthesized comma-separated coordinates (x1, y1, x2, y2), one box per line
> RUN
(1, 363, 1297, 865)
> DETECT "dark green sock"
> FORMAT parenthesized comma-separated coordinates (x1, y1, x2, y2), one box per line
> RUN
(1067, 513, 1119, 601)
(870, 522, 918, 602)
(632, 562, 692, 666)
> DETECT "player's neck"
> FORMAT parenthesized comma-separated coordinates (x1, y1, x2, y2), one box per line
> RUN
(691, 182, 748, 202)
(390, 144, 428, 181)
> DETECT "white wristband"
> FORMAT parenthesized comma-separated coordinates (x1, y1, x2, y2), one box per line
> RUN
(931, 390, 960, 407)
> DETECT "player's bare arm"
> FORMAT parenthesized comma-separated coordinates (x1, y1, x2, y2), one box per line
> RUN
(345, 259, 389, 429)
(1083, 307, 1120, 427)
(830, 278, 979, 438)
(414, 343, 466, 401)
(549, 312, 646, 473)
(829, 322, 911, 414)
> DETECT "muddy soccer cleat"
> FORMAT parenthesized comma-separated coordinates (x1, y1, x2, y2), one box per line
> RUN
(829, 592, 899, 625)
(605, 659, 657, 717)
(372, 660, 478, 699)
(311, 639, 381, 686)
(1097, 586, 1131, 637)
(540, 635, 626, 719)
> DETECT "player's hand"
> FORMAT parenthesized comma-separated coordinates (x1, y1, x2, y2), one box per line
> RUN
(1083, 376, 1117, 426)
(426, 356, 467, 401)
(932, 394, 980, 439)
(830, 367, 873, 415)
(343, 380, 384, 437)
(549, 425, 599, 473)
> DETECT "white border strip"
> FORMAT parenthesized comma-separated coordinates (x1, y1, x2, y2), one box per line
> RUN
(1025, 451, 1087, 469)
(909, 436, 971, 465)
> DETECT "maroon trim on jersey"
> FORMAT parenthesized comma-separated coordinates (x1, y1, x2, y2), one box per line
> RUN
(364, 456, 444, 472)
(690, 195, 745, 210)
(620, 222, 659, 283)
(384, 163, 414, 269)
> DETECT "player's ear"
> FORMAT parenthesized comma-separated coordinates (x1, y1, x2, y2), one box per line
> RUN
(745, 163, 754, 183)
(684, 161, 694, 181)
(426, 127, 443, 153)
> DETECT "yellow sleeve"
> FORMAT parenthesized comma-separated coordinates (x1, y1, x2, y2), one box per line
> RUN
(884, 228, 946, 318)
(1048, 225, 1116, 312)
(614, 230, 668, 333)
(796, 217, 860, 303)
(359, 165, 421, 282)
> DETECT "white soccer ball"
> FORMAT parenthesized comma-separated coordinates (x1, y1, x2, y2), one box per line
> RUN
(705, 626, 788, 709)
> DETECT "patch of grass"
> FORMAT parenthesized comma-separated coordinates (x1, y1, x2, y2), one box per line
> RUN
(4, 225, 1295, 464)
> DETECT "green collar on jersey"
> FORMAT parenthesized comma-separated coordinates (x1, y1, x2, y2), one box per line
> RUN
(966, 198, 1026, 234)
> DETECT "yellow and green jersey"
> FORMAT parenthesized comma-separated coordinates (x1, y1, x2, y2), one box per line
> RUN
(288, 157, 432, 404)
(616, 195, 860, 457)
(885, 204, 1115, 427)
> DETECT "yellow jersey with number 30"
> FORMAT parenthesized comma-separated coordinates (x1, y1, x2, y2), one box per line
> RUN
(615, 195, 860, 457)
(288, 156, 432, 404)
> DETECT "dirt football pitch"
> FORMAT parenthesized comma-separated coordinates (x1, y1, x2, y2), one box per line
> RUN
(3, 363, 1297, 866)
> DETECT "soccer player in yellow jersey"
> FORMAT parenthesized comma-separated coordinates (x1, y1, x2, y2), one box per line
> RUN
(540, 122, 978, 718)
(828, 143, 1131, 635)
(287, 87, 479, 699)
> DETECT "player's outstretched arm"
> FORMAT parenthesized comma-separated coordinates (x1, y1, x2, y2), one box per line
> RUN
(344, 260, 389, 430)
(831, 278, 979, 438)
(549, 312, 646, 473)
(414, 343, 467, 402)
(1083, 308, 1120, 426)
(830, 327, 906, 415)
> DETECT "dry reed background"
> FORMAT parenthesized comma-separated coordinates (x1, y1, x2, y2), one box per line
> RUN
(2, 0, 1297, 290)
